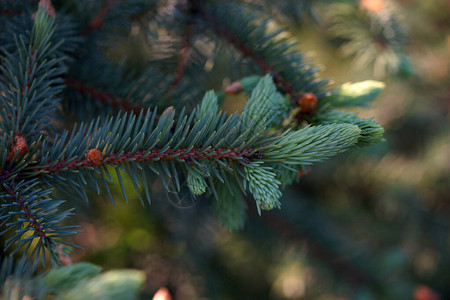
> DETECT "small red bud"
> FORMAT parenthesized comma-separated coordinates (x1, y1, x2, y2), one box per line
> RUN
(414, 285, 441, 300)
(7, 134, 28, 162)
(225, 81, 243, 95)
(296, 92, 318, 112)
(89, 17, 103, 29)
(153, 287, 172, 300)
(162, 106, 175, 118)
(360, 0, 385, 13)
(86, 149, 104, 165)
(299, 168, 311, 178)
(36, 0, 56, 18)
(55, 245, 73, 266)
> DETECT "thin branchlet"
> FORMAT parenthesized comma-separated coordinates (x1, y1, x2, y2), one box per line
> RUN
(200, 8, 298, 100)
(85, 0, 124, 32)
(3, 185, 53, 247)
(64, 77, 146, 115)
(31, 147, 257, 175)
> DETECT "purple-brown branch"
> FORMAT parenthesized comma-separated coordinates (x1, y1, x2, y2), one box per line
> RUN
(86, 0, 123, 32)
(32, 147, 257, 175)
(171, 24, 195, 88)
(201, 10, 298, 100)
(0, 9, 22, 16)
(171, 0, 199, 88)
(65, 77, 146, 115)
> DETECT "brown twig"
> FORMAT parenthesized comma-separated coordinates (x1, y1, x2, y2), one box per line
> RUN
(0, 9, 22, 16)
(64, 77, 146, 115)
(32, 147, 258, 175)
(85, 0, 123, 32)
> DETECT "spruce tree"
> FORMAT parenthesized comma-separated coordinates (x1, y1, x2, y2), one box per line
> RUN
(0, 0, 419, 298)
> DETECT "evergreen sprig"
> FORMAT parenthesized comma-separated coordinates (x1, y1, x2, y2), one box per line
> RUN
(0, 5, 67, 140)
(0, 179, 79, 264)
(0, 0, 386, 264)
(0, 76, 363, 239)
(199, 3, 385, 149)
(18, 78, 360, 206)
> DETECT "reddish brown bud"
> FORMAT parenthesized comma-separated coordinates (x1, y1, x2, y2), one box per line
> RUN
(414, 285, 441, 300)
(86, 149, 104, 165)
(360, 0, 385, 13)
(38, 0, 56, 18)
(7, 134, 28, 162)
(162, 106, 175, 118)
(152, 287, 172, 300)
(55, 245, 73, 266)
(89, 17, 103, 30)
(296, 92, 318, 112)
(299, 168, 311, 178)
(225, 81, 243, 95)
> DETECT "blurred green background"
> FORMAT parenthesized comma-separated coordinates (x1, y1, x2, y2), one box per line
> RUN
(65, 0, 449, 299)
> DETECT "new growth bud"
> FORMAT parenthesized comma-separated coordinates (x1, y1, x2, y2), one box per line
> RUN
(7, 134, 28, 162)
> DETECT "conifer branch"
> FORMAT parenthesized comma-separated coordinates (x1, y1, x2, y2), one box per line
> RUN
(0, 1, 389, 271)
(1, 77, 362, 214)
(200, 3, 329, 102)
(0, 180, 78, 262)
(0, 3, 66, 140)
(32, 147, 256, 175)
(3, 184, 51, 247)
(201, 8, 297, 100)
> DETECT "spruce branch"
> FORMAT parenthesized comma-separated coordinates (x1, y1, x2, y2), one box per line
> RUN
(244, 162, 282, 213)
(0, 180, 79, 263)
(0, 0, 390, 269)
(35, 146, 256, 175)
(21, 106, 260, 203)
(200, 3, 386, 148)
(1, 78, 362, 216)
(240, 74, 291, 130)
(201, 2, 329, 101)
(315, 110, 384, 147)
(81, 0, 157, 34)
(63, 59, 197, 119)
(0, 3, 67, 141)
(263, 124, 361, 165)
